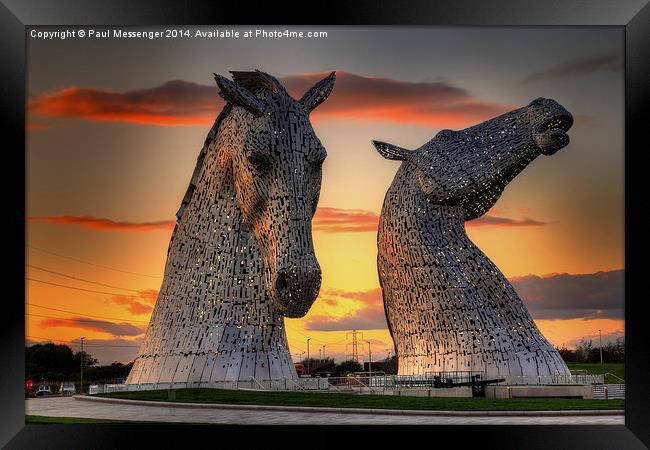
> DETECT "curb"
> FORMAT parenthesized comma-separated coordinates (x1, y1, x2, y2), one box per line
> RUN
(74, 396, 625, 417)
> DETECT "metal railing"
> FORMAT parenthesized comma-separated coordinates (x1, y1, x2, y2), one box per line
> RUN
(326, 374, 385, 394)
(603, 372, 624, 383)
(89, 377, 330, 395)
(87, 370, 607, 396)
(498, 373, 604, 386)
(370, 371, 488, 389)
(249, 376, 267, 390)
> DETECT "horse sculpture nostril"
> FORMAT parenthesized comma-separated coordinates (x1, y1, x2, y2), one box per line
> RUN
(276, 272, 289, 293)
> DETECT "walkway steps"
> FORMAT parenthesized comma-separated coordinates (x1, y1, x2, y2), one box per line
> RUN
(592, 384, 625, 400)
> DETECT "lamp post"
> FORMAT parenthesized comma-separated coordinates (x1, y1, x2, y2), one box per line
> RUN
(80, 337, 85, 395)
(366, 341, 372, 377)
(306, 338, 311, 375)
(322, 345, 326, 361)
(599, 329, 603, 365)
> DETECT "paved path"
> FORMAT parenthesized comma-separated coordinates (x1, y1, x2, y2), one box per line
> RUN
(26, 397, 624, 425)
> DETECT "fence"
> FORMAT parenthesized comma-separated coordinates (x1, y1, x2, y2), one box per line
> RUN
(87, 371, 606, 396)
(326, 373, 387, 394)
(89, 377, 329, 395)
(331, 372, 604, 389)
(499, 373, 604, 386)
(592, 384, 625, 400)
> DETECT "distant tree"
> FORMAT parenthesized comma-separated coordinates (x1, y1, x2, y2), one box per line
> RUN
(612, 337, 625, 363)
(301, 357, 335, 375)
(576, 340, 594, 363)
(26, 343, 77, 381)
(555, 337, 625, 365)
(73, 350, 98, 370)
(299, 358, 319, 373)
(556, 345, 576, 363)
(25, 343, 121, 382)
(84, 361, 134, 382)
(587, 336, 625, 364)
(335, 359, 362, 375)
(383, 355, 398, 374)
(600, 337, 625, 363)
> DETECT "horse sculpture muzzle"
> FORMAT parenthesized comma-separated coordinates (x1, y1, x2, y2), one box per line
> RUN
(272, 257, 322, 318)
(529, 98, 574, 156)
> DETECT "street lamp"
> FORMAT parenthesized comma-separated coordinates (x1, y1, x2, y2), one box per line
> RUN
(598, 329, 603, 365)
(80, 337, 85, 395)
(322, 345, 326, 361)
(307, 338, 311, 375)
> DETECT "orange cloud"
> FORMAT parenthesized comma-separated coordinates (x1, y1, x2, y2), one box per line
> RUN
(27, 215, 175, 232)
(284, 71, 512, 127)
(29, 81, 219, 127)
(467, 215, 547, 228)
(109, 289, 158, 315)
(313, 207, 379, 233)
(314, 208, 545, 234)
(28, 210, 547, 234)
(39, 317, 145, 337)
(511, 270, 623, 320)
(306, 268, 623, 334)
(28, 72, 511, 128)
(307, 288, 387, 331)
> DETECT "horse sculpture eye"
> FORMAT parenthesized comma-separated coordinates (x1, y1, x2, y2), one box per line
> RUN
(247, 153, 269, 172)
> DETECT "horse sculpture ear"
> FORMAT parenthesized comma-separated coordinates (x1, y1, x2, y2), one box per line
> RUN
(372, 140, 413, 161)
(299, 71, 336, 112)
(214, 73, 266, 117)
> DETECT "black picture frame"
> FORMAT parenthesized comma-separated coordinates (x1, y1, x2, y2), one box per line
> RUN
(2, 0, 648, 447)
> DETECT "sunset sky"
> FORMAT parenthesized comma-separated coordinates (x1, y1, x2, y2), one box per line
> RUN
(26, 26, 624, 364)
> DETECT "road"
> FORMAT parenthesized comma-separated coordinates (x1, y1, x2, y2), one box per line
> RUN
(26, 397, 624, 425)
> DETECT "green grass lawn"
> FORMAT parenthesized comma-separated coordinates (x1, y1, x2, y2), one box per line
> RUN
(101, 388, 624, 411)
(25, 415, 178, 424)
(566, 363, 625, 383)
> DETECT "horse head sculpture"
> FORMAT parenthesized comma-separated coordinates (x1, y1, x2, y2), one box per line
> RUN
(127, 70, 335, 384)
(213, 70, 335, 317)
(374, 98, 573, 219)
(373, 98, 574, 377)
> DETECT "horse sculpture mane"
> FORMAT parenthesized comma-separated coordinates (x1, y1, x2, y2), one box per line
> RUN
(175, 71, 280, 222)
(127, 70, 335, 384)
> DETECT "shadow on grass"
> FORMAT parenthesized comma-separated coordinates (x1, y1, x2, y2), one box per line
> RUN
(25, 415, 198, 424)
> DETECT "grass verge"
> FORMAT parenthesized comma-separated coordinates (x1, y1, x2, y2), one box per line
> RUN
(566, 363, 625, 383)
(101, 389, 624, 411)
(25, 415, 177, 424)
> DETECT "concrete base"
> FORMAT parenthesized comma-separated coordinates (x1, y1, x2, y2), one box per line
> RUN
(486, 385, 593, 399)
(377, 387, 473, 398)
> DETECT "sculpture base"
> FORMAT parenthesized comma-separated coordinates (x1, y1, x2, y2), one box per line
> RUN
(126, 351, 297, 384)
